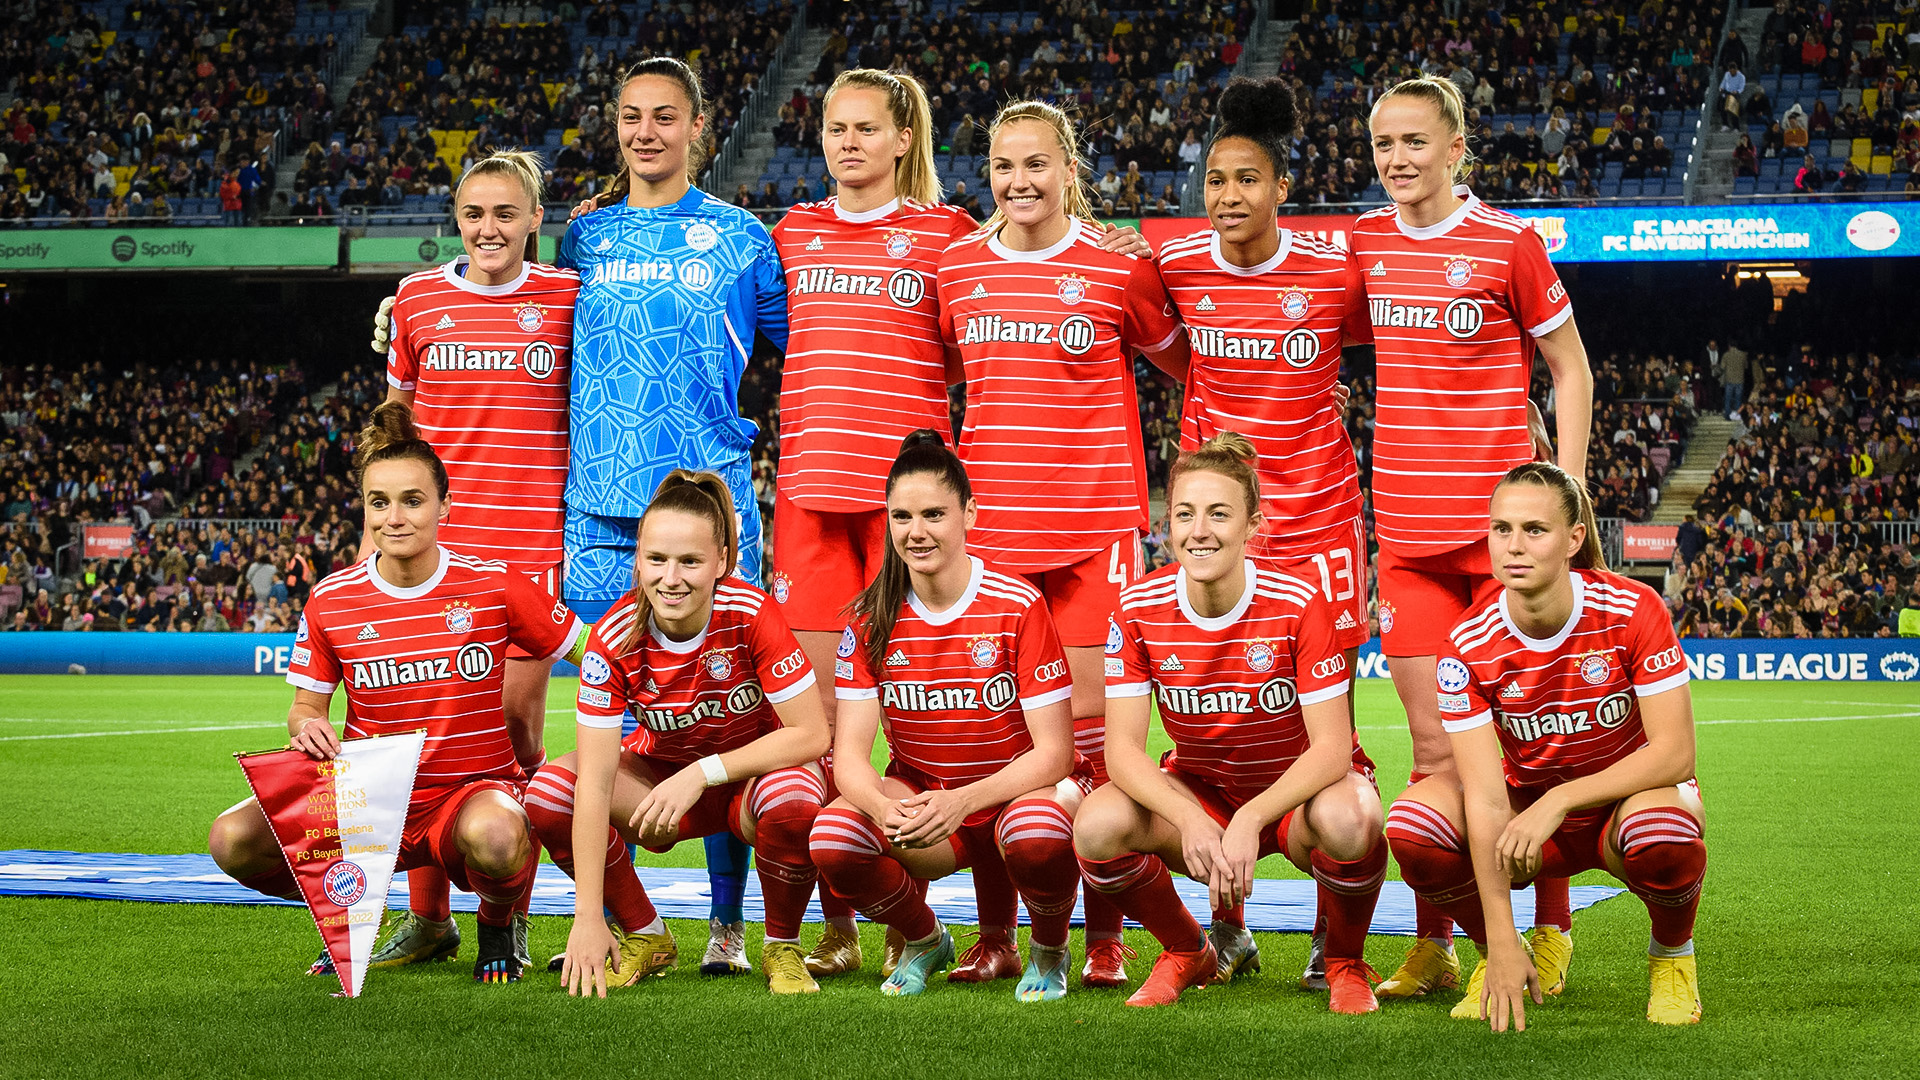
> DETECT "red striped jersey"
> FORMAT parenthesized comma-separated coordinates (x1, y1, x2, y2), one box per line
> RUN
(574, 581, 816, 763)
(1350, 189, 1572, 556)
(1157, 227, 1371, 556)
(772, 198, 978, 511)
(387, 257, 578, 571)
(1437, 570, 1689, 789)
(1107, 561, 1353, 799)
(288, 547, 584, 799)
(835, 556, 1073, 794)
(937, 221, 1183, 572)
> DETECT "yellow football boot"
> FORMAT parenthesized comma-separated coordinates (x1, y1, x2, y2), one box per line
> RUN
(1526, 925, 1573, 996)
(1647, 954, 1702, 1025)
(763, 941, 822, 995)
(1377, 937, 1462, 998)
(804, 922, 863, 977)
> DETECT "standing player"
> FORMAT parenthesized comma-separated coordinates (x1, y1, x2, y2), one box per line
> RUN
(1155, 76, 1372, 988)
(528, 470, 831, 997)
(364, 149, 578, 974)
(810, 431, 1086, 1002)
(207, 402, 589, 984)
(936, 99, 1189, 988)
(1387, 464, 1703, 1028)
(559, 58, 791, 975)
(1355, 75, 1594, 1000)
(1073, 434, 1388, 1012)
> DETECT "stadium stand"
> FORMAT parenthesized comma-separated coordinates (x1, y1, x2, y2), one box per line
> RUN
(0, 0, 365, 226)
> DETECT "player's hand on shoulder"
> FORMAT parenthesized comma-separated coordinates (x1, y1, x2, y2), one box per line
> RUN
(562, 916, 618, 999)
(289, 716, 339, 760)
(1097, 221, 1152, 258)
(370, 295, 396, 356)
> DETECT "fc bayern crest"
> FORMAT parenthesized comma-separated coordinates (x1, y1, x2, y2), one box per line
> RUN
(1444, 256, 1474, 288)
(684, 221, 720, 251)
(1579, 653, 1610, 684)
(704, 649, 734, 681)
(969, 635, 1002, 668)
(1378, 602, 1396, 635)
(885, 231, 913, 259)
(443, 602, 473, 634)
(322, 860, 367, 906)
(1245, 640, 1276, 673)
(771, 571, 791, 604)
(1278, 287, 1311, 320)
(1056, 274, 1088, 305)
(515, 304, 544, 332)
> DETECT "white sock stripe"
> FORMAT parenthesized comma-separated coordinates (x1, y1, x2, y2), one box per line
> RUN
(999, 826, 1074, 845)
(1623, 829, 1704, 850)
(1388, 800, 1459, 842)
(1314, 867, 1388, 894)
(522, 793, 574, 816)
(1385, 817, 1456, 850)
(811, 813, 886, 852)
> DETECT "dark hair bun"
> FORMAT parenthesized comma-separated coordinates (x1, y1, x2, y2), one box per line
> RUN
(899, 428, 949, 452)
(1216, 76, 1301, 143)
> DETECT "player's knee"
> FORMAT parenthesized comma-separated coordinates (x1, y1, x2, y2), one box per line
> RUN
(1308, 786, 1381, 863)
(1070, 791, 1135, 862)
(459, 805, 533, 876)
(208, 805, 267, 873)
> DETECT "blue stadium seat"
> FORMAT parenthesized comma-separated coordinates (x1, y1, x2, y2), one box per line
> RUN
(1734, 176, 1757, 195)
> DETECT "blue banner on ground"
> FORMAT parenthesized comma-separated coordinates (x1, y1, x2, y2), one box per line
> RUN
(0, 849, 1624, 936)
(3, 633, 1912, 681)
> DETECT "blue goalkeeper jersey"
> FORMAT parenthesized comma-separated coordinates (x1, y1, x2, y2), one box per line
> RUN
(557, 186, 789, 518)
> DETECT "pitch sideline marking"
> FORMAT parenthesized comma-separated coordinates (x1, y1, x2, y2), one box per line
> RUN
(0, 723, 284, 742)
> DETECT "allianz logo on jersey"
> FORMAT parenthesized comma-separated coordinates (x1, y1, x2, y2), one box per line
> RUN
(1187, 326, 1321, 368)
(639, 683, 765, 733)
(958, 313, 1097, 355)
(351, 643, 493, 689)
(586, 257, 714, 290)
(1157, 677, 1296, 716)
(1497, 692, 1631, 741)
(793, 266, 926, 308)
(1368, 297, 1483, 339)
(882, 674, 1018, 712)
(421, 341, 558, 379)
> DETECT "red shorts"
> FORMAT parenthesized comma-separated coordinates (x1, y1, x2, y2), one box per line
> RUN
(626, 754, 822, 853)
(1252, 517, 1370, 652)
(398, 778, 523, 891)
(770, 487, 887, 632)
(1507, 779, 1703, 884)
(884, 759, 1096, 865)
(1375, 541, 1495, 657)
(505, 563, 564, 661)
(1016, 533, 1142, 647)
(1164, 746, 1378, 859)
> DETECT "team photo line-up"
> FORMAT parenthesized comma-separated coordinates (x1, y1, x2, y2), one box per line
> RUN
(203, 57, 1706, 1030)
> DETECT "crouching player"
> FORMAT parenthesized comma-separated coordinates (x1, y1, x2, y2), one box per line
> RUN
(1386, 463, 1704, 1030)
(809, 431, 1088, 1001)
(208, 401, 590, 983)
(529, 470, 831, 997)
(1072, 434, 1388, 1011)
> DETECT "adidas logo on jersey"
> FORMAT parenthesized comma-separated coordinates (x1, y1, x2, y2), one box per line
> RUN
(434, 314, 455, 330)
(1196, 295, 1216, 312)
(1334, 609, 1357, 630)
(969, 283, 988, 300)
(595, 236, 614, 252)
(885, 649, 910, 668)
(1369, 261, 1386, 277)
(1500, 681, 1523, 699)
(1158, 655, 1185, 673)
(357, 624, 379, 641)
(806, 236, 824, 251)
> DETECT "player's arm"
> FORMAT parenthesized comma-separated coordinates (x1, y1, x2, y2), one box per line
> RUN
(285, 686, 339, 759)
(1535, 317, 1592, 483)
(563, 717, 623, 998)
(830, 694, 893, 825)
(894, 697, 1073, 849)
(1139, 332, 1190, 384)
(1213, 692, 1351, 908)
(630, 680, 829, 843)
(1106, 690, 1227, 881)
(1452, 719, 1543, 1032)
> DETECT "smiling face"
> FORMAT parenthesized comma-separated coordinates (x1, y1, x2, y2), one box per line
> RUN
(454, 171, 540, 283)
(1204, 135, 1286, 249)
(617, 74, 703, 190)
(1488, 481, 1584, 592)
(823, 85, 908, 194)
(636, 509, 726, 632)
(886, 471, 974, 582)
(1168, 468, 1260, 586)
(989, 117, 1069, 231)
(1370, 94, 1465, 208)
(361, 458, 448, 562)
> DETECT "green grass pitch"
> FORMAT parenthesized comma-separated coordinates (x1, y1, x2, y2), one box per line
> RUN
(0, 675, 1914, 1079)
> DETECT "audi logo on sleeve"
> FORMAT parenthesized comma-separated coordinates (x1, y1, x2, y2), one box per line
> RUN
(1642, 645, 1684, 674)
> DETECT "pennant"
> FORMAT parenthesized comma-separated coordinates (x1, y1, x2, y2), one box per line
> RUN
(236, 731, 425, 997)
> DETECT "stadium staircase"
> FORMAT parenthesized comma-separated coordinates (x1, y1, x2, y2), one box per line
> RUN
(1692, 3, 1773, 202)
(1651, 413, 1738, 523)
(270, 0, 389, 211)
(1178, 16, 1290, 214)
(706, 26, 833, 200)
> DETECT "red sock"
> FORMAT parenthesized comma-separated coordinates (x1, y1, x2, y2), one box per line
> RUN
(996, 799, 1079, 948)
(1311, 833, 1389, 960)
(515, 837, 540, 917)
(1404, 772, 1456, 940)
(810, 806, 937, 941)
(817, 879, 856, 922)
(468, 842, 538, 928)
(407, 865, 453, 922)
(1384, 799, 1485, 945)
(1076, 851, 1202, 953)
(747, 768, 826, 940)
(969, 843, 1020, 930)
(524, 763, 656, 931)
(238, 864, 298, 900)
(1531, 875, 1572, 932)
(1618, 808, 1706, 948)
(1212, 901, 1246, 929)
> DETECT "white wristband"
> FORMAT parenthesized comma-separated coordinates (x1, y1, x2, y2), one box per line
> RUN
(697, 754, 729, 788)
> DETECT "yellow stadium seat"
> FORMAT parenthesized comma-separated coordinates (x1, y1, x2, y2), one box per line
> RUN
(1870, 154, 1893, 175)
(1863, 88, 1878, 111)
(99, 30, 115, 45)
(1592, 125, 1611, 146)
(1852, 138, 1872, 161)
(1563, 15, 1578, 31)
(1546, 161, 1560, 176)
(115, 180, 129, 197)
(562, 128, 578, 144)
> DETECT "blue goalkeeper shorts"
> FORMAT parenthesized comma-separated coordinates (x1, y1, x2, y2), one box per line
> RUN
(563, 475, 763, 624)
